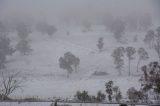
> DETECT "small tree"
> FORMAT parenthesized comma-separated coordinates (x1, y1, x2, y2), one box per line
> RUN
(144, 30, 155, 48)
(16, 39, 32, 55)
(0, 36, 15, 68)
(126, 47, 136, 76)
(97, 37, 104, 52)
(105, 81, 113, 102)
(112, 47, 125, 76)
(0, 71, 23, 100)
(113, 86, 122, 102)
(59, 52, 80, 77)
(46, 25, 57, 37)
(127, 87, 145, 103)
(96, 91, 106, 102)
(137, 48, 149, 72)
(16, 23, 31, 40)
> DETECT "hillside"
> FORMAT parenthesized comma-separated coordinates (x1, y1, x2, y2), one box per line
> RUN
(4, 25, 158, 99)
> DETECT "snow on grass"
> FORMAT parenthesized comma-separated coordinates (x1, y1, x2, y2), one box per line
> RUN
(4, 25, 157, 99)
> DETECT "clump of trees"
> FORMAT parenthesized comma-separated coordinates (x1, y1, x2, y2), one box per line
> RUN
(59, 52, 80, 77)
(105, 81, 122, 102)
(127, 87, 146, 103)
(74, 91, 90, 102)
(140, 61, 160, 101)
(74, 90, 106, 102)
(97, 37, 104, 52)
(112, 46, 149, 76)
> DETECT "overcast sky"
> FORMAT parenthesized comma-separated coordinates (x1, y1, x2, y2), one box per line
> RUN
(0, 0, 158, 25)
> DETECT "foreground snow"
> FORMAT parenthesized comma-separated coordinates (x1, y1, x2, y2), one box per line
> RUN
(0, 102, 147, 106)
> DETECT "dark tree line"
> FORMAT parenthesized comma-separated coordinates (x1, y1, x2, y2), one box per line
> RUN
(74, 90, 106, 102)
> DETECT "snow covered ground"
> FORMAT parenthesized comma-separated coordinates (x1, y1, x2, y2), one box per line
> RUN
(0, 102, 147, 106)
(4, 25, 158, 99)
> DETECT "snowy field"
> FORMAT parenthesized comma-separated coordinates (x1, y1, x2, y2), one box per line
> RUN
(0, 102, 148, 106)
(4, 25, 158, 99)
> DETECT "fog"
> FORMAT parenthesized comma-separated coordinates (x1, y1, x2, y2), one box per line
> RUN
(0, 0, 157, 26)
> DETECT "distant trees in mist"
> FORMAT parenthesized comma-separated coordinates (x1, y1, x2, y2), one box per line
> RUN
(15, 39, 32, 55)
(112, 46, 150, 76)
(112, 47, 125, 76)
(144, 26, 160, 62)
(137, 48, 149, 72)
(59, 52, 80, 77)
(0, 36, 15, 69)
(36, 22, 57, 37)
(15, 23, 32, 55)
(16, 23, 31, 39)
(107, 19, 125, 42)
(144, 30, 155, 48)
(97, 37, 104, 52)
(82, 20, 91, 32)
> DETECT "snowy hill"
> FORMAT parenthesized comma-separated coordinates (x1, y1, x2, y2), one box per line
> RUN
(4, 25, 158, 99)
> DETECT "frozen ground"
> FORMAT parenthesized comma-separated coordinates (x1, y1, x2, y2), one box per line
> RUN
(0, 102, 147, 106)
(4, 25, 158, 99)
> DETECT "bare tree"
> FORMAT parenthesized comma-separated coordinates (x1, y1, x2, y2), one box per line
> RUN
(137, 48, 149, 72)
(126, 47, 136, 76)
(0, 71, 23, 100)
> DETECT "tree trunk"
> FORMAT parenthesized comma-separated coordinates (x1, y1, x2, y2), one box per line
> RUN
(137, 59, 141, 72)
(128, 59, 131, 76)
